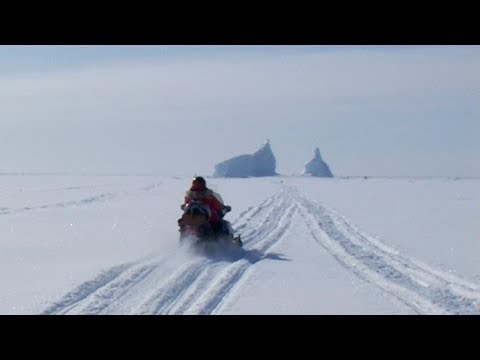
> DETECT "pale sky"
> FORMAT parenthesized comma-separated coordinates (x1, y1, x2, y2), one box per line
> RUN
(0, 45, 478, 177)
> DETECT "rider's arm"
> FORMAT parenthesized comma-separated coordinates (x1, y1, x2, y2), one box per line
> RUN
(209, 196, 225, 212)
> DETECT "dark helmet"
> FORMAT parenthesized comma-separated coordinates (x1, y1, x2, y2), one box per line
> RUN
(191, 176, 207, 190)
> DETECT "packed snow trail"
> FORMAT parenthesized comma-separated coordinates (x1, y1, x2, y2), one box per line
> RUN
(42, 186, 480, 315)
(0, 181, 164, 216)
(42, 192, 294, 315)
(288, 187, 480, 315)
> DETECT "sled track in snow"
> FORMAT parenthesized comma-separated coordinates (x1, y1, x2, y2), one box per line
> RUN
(41, 262, 158, 315)
(0, 182, 164, 216)
(42, 192, 296, 315)
(0, 192, 118, 215)
(43, 186, 479, 315)
(290, 188, 480, 315)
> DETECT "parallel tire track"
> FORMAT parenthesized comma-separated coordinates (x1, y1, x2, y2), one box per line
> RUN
(133, 192, 295, 315)
(43, 191, 295, 315)
(293, 189, 480, 315)
(1, 182, 163, 216)
(44, 186, 479, 315)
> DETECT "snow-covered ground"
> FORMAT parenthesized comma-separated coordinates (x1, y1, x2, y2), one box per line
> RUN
(1, 175, 478, 314)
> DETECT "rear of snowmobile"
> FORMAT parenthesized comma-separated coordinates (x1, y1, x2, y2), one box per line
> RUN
(178, 201, 242, 248)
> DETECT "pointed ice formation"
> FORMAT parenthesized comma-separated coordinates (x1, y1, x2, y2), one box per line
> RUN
(302, 147, 333, 177)
(252, 139, 277, 177)
(214, 139, 278, 178)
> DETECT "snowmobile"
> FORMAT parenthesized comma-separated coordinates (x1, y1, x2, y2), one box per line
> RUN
(178, 200, 242, 247)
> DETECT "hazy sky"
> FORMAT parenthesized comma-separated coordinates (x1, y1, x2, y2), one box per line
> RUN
(0, 45, 478, 177)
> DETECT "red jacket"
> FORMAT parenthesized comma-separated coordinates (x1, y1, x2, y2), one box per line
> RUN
(184, 188, 225, 222)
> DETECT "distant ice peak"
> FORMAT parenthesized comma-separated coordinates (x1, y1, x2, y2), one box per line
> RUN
(214, 140, 277, 178)
(302, 147, 333, 177)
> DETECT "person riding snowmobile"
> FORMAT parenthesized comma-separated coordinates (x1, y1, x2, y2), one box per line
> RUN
(180, 176, 231, 235)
